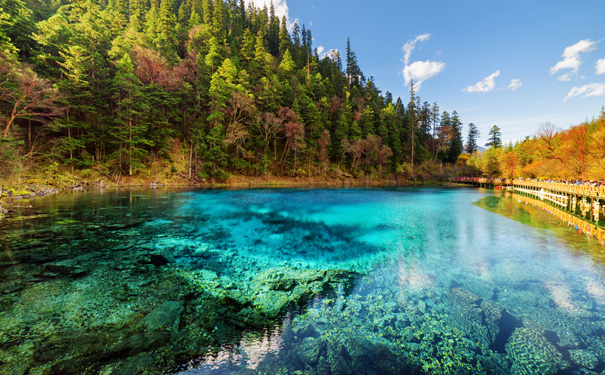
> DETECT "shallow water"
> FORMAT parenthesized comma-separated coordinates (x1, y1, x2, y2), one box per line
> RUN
(1, 187, 605, 374)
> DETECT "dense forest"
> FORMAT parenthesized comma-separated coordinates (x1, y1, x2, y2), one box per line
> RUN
(0, 0, 470, 184)
(468, 112, 605, 181)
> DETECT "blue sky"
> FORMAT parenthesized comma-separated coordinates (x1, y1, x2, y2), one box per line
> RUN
(249, 0, 605, 146)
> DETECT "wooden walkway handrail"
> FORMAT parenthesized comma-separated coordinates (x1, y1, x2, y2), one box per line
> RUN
(512, 180, 605, 198)
(452, 178, 605, 198)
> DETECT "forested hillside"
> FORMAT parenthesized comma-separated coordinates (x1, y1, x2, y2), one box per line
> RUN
(0, 0, 469, 183)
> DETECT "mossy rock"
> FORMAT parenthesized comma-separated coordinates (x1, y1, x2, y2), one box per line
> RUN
(247, 268, 361, 317)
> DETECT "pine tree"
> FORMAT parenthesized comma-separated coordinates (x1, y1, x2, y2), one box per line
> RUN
(202, 0, 213, 24)
(346, 37, 361, 89)
(188, 9, 202, 28)
(157, 0, 179, 61)
(409, 80, 416, 169)
(212, 0, 224, 40)
(448, 111, 463, 163)
(254, 29, 270, 76)
(241, 28, 254, 61)
(278, 49, 295, 73)
(466, 123, 479, 154)
(278, 16, 291, 58)
(486, 125, 502, 148)
(267, 3, 280, 56)
(112, 53, 151, 176)
(431, 102, 440, 159)
(128, 0, 147, 32)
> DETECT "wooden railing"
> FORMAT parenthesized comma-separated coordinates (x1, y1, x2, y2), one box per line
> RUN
(512, 180, 605, 198)
(452, 178, 605, 198)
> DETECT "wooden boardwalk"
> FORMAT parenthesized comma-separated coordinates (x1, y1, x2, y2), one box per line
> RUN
(453, 178, 605, 239)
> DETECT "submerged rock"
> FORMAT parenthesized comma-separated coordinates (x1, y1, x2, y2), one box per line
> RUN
(247, 268, 361, 317)
(447, 288, 522, 351)
(506, 326, 565, 375)
(569, 349, 598, 370)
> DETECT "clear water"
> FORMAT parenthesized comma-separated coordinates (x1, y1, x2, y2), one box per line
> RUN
(1, 187, 605, 374)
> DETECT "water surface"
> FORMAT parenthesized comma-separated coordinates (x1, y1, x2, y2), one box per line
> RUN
(1, 187, 604, 374)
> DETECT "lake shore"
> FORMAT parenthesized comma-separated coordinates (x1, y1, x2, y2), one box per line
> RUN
(0, 174, 444, 218)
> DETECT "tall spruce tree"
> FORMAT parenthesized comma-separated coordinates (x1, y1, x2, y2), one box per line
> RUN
(466, 123, 479, 154)
(486, 125, 502, 148)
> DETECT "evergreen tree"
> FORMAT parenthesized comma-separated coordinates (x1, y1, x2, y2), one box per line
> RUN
(466, 123, 479, 154)
(202, 0, 213, 24)
(241, 28, 254, 61)
(346, 37, 361, 89)
(486, 125, 502, 148)
(267, 3, 280, 56)
(448, 111, 463, 163)
(211, 0, 224, 39)
(157, 0, 179, 61)
(278, 15, 290, 58)
(112, 53, 151, 176)
(431, 102, 440, 159)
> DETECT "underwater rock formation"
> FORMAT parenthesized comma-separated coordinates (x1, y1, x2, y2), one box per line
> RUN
(506, 326, 565, 375)
(447, 288, 522, 352)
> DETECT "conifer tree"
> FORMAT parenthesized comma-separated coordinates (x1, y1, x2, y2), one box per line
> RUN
(157, 0, 179, 61)
(241, 28, 254, 61)
(278, 49, 295, 73)
(267, 3, 280, 56)
(202, 0, 213, 24)
(486, 125, 502, 148)
(112, 53, 150, 176)
(212, 0, 224, 40)
(466, 123, 479, 154)
(278, 16, 291, 58)
(448, 111, 463, 162)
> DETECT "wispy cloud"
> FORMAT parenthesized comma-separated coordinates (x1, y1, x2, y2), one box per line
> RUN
(508, 78, 522, 91)
(558, 73, 572, 82)
(401, 34, 444, 90)
(596, 59, 605, 75)
(564, 83, 605, 101)
(402, 34, 430, 65)
(464, 71, 500, 93)
(550, 39, 597, 79)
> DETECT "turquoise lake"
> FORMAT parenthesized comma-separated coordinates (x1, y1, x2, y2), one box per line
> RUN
(1, 187, 605, 374)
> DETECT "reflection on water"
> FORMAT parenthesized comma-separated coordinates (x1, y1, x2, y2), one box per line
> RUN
(1, 188, 605, 374)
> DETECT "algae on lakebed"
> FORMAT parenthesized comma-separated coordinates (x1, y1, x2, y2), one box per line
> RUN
(3, 188, 605, 374)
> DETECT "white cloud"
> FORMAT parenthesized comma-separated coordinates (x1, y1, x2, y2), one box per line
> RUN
(403, 61, 446, 90)
(550, 39, 596, 79)
(464, 71, 500, 93)
(596, 59, 605, 75)
(243, 0, 289, 22)
(558, 73, 572, 82)
(508, 78, 522, 91)
(401, 34, 444, 90)
(315, 45, 325, 57)
(402, 33, 430, 65)
(564, 83, 605, 101)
